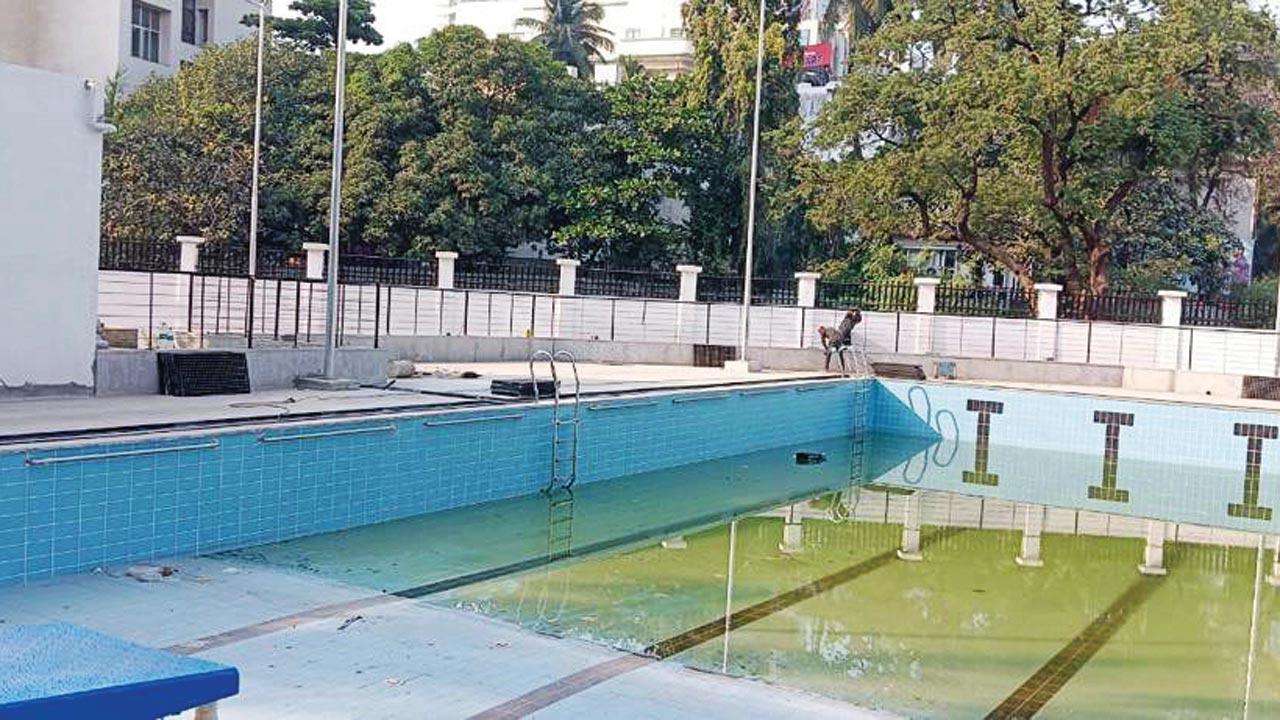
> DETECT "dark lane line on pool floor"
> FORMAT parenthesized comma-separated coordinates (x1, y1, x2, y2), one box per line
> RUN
(468, 527, 967, 720)
(985, 574, 1165, 720)
(167, 485, 840, 655)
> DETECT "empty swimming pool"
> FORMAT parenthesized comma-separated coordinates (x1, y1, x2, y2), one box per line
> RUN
(223, 420, 1280, 718)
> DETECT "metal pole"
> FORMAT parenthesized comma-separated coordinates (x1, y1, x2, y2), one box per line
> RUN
(248, 0, 266, 278)
(721, 519, 739, 673)
(737, 0, 768, 359)
(322, 0, 350, 378)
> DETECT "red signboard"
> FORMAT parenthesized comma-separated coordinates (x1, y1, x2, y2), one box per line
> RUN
(804, 42, 833, 70)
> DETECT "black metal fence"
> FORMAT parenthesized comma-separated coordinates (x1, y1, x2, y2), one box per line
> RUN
(1183, 296, 1276, 330)
(454, 258, 559, 294)
(935, 285, 1033, 318)
(1059, 292, 1162, 324)
(577, 267, 680, 299)
(698, 274, 797, 305)
(816, 280, 916, 311)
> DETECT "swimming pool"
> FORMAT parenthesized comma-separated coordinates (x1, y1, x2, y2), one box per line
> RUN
(208, 380, 1280, 718)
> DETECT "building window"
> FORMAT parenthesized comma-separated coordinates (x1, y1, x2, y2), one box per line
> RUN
(197, 8, 211, 44)
(669, 28, 684, 39)
(625, 28, 640, 40)
(181, 0, 197, 44)
(131, 2, 162, 63)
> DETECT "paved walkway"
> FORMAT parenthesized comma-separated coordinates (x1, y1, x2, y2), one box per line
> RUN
(0, 363, 827, 445)
(0, 555, 890, 719)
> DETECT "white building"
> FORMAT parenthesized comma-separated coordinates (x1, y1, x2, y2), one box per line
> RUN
(120, 0, 261, 90)
(432, 0, 692, 80)
(2, 1, 260, 90)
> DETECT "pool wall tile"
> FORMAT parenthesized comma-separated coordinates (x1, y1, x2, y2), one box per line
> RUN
(873, 379, 1280, 533)
(0, 380, 862, 586)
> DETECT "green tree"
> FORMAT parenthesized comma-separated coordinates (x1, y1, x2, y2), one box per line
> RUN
(552, 74, 711, 264)
(517, 0, 615, 80)
(102, 38, 329, 250)
(245, 0, 384, 51)
(380, 27, 605, 257)
(822, 0, 894, 44)
(681, 0, 808, 272)
(810, 0, 1278, 296)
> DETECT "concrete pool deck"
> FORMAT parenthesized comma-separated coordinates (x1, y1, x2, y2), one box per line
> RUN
(6, 359, 1280, 445)
(0, 363, 828, 444)
(0, 553, 891, 719)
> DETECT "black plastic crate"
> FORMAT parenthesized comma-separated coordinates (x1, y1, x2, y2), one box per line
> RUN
(157, 351, 251, 397)
(490, 379, 558, 398)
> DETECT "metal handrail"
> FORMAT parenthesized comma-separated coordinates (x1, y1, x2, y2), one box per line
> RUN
(25, 440, 220, 466)
(257, 424, 396, 443)
(586, 400, 662, 412)
(424, 414, 525, 428)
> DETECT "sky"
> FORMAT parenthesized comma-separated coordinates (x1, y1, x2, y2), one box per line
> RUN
(284, 0, 1280, 51)
(277, 0, 447, 48)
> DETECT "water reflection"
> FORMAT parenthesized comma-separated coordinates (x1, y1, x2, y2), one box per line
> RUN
(445, 468, 1280, 718)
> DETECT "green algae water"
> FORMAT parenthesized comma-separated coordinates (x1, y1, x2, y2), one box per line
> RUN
(227, 433, 1280, 718)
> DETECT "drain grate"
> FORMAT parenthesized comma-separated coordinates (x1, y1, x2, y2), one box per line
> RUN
(157, 352, 251, 397)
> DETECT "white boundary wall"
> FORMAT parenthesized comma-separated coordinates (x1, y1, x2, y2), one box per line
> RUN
(97, 270, 1280, 378)
(1, 63, 104, 389)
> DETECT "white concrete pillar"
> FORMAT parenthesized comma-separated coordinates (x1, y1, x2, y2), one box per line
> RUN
(1157, 290, 1187, 370)
(795, 272, 821, 308)
(1015, 504, 1046, 567)
(557, 258, 580, 297)
(913, 277, 941, 355)
(1159, 290, 1187, 326)
(435, 250, 458, 290)
(675, 264, 702, 344)
(302, 243, 329, 281)
(1034, 283, 1062, 362)
(779, 504, 804, 554)
(898, 493, 924, 561)
(914, 277, 941, 314)
(1139, 520, 1169, 576)
(1035, 284, 1062, 320)
(677, 264, 702, 302)
(175, 236, 205, 273)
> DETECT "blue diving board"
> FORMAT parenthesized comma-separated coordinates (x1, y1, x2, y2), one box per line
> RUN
(0, 623, 239, 720)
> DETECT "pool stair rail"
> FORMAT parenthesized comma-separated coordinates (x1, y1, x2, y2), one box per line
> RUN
(844, 345, 874, 378)
(546, 488, 575, 561)
(529, 350, 581, 493)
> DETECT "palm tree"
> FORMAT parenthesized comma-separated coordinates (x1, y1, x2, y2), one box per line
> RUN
(517, 0, 615, 80)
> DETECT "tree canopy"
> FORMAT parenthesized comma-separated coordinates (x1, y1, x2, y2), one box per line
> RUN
(809, 0, 1278, 295)
(245, 0, 384, 51)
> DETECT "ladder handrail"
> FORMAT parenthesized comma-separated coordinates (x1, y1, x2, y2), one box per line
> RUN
(529, 350, 581, 493)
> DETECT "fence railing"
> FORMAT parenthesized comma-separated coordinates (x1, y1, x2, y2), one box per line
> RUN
(97, 268, 1280, 380)
(1183, 296, 1276, 330)
(454, 258, 559, 294)
(935, 285, 1032, 318)
(97, 240, 1278, 329)
(816, 280, 916, 311)
(577, 267, 679, 299)
(1059, 292, 1162, 324)
(697, 274, 797, 305)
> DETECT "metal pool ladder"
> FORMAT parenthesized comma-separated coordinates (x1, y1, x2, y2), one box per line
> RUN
(844, 345, 874, 378)
(529, 350, 581, 494)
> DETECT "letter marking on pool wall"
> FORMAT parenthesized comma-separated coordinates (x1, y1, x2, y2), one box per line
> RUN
(1229, 423, 1276, 521)
(1087, 411, 1134, 503)
(963, 400, 1004, 487)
